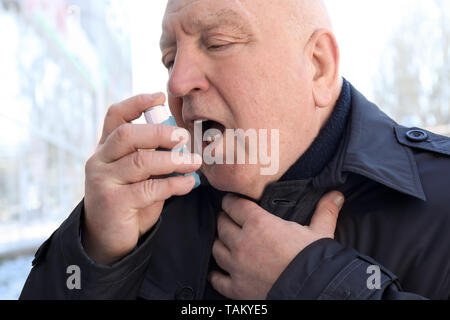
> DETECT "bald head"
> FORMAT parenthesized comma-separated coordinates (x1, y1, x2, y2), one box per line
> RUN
(165, 0, 332, 40)
(291, 0, 332, 30)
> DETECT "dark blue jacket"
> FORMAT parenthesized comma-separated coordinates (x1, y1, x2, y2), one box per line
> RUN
(20, 84, 450, 300)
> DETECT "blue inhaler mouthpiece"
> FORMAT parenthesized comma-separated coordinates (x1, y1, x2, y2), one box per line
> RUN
(144, 105, 201, 189)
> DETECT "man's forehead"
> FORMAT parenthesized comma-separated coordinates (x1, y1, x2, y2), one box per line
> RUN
(163, 0, 248, 26)
(161, 0, 253, 49)
(165, 0, 242, 14)
(165, 0, 201, 12)
(160, 0, 329, 50)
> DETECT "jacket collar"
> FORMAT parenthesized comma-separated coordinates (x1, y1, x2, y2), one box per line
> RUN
(324, 83, 426, 201)
(261, 83, 427, 207)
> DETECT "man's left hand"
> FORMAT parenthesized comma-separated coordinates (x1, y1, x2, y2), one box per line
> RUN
(208, 191, 345, 300)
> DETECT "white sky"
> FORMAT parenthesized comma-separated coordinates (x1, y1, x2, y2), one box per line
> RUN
(129, 0, 433, 101)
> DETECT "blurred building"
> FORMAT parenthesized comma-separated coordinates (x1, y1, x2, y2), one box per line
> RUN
(0, 0, 132, 259)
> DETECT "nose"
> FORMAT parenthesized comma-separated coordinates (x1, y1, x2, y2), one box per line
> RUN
(167, 47, 209, 98)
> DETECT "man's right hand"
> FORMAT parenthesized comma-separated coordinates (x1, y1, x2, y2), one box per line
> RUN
(82, 93, 202, 265)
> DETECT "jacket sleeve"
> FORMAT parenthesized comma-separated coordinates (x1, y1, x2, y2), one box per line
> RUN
(19, 200, 160, 300)
(267, 238, 428, 300)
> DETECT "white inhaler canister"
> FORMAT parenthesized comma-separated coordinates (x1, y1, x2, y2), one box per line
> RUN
(144, 105, 201, 189)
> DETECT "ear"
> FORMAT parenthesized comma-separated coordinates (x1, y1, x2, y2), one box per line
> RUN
(305, 29, 340, 108)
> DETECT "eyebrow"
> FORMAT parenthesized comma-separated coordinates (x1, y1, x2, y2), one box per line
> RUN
(160, 8, 252, 51)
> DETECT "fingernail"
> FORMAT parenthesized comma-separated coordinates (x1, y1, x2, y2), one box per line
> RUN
(334, 194, 345, 209)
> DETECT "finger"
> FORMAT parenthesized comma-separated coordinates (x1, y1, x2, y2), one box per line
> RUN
(100, 93, 166, 144)
(109, 150, 202, 184)
(222, 193, 261, 227)
(208, 271, 233, 299)
(99, 123, 190, 163)
(212, 239, 233, 273)
(309, 191, 344, 237)
(125, 175, 196, 210)
(138, 201, 164, 236)
(217, 211, 241, 250)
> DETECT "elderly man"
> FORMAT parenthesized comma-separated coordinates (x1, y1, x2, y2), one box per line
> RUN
(21, 0, 449, 300)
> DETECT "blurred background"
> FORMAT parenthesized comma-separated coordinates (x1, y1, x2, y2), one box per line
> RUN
(0, 0, 448, 299)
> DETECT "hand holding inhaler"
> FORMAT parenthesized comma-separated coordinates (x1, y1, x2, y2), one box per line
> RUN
(82, 93, 202, 265)
(144, 105, 201, 188)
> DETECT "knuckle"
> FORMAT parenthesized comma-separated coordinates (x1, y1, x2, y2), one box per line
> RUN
(115, 123, 133, 142)
(248, 213, 265, 230)
(212, 241, 220, 257)
(85, 156, 96, 176)
(320, 201, 339, 218)
(106, 103, 119, 118)
(85, 159, 106, 187)
(242, 199, 259, 214)
(210, 273, 220, 289)
(135, 94, 151, 106)
(318, 202, 339, 219)
(142, 179, 157, 203)
(153, 123, 163, 138)
(212, 273, 226, 293)
(131, 151, 148, 171)
(217, 212, 227, 228)
(153, 123, 170, 141)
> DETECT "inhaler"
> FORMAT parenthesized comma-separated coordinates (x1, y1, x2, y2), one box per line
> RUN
(144, 105, 201, 189)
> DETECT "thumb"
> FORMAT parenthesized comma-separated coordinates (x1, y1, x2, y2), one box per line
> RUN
(309, 191, 344, 238)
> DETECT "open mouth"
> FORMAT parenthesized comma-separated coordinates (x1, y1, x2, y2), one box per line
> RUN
(194, 119, 226, 148)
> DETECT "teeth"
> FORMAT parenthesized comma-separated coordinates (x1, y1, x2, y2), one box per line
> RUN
(205, 132, 221, 143)
(193, 119, 222, 145)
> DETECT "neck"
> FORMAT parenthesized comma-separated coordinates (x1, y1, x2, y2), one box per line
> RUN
(279, 78, 351, 182)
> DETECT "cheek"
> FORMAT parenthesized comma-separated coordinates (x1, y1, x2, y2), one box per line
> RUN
(212, 49, 309, 129)
(212, 60, 273, 127)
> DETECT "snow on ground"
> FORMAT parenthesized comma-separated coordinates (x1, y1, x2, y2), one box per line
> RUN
(0, 219, 60, 300)
(0, 255, 33, 300)
(0, 221, 60, 251)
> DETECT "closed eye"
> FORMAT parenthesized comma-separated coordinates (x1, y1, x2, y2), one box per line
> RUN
(207, 43, 233, 51)
(162, 56, 174, 70)
(165, 60, 174, 69)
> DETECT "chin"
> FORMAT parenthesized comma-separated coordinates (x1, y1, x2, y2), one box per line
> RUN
(201, 164, 263, 199)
